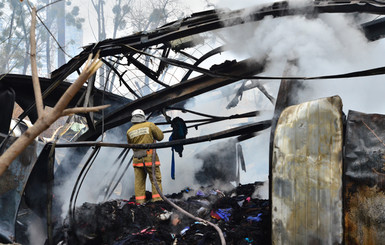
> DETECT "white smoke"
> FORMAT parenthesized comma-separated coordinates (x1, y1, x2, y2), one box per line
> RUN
(222, 14, 374, 73)
(56, 144, 135, 220)
(252, 180, 269, 200)
(211, 1, 385, 115)
(27, 213, 46, 245)
(211, 0, 285, 10)
(204, 0, 385, 187)
(57, 1, 385, 213)
(157, 77, 274, 193)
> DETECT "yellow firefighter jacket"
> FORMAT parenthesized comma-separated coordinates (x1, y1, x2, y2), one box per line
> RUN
(127, 121, 164, 167)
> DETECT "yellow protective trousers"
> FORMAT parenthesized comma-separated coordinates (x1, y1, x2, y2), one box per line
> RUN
(134, 165, 163, 204)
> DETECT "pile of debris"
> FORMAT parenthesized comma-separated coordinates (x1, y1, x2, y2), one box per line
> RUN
(64, 182, 270, 245)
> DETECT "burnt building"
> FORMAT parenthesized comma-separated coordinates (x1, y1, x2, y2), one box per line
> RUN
(2, 1, 385, 244)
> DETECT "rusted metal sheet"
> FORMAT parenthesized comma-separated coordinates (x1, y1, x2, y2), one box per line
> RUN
(0, 136, 44, 243)
(272, 96, 343, 244)
(344, 110, 385, 244)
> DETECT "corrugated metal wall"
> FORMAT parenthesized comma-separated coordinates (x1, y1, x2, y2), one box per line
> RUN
(344, 110, 385, 244)
(272, 96, 343, 244)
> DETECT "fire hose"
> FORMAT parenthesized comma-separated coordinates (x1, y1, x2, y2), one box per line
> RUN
(150, 147, 226, 245)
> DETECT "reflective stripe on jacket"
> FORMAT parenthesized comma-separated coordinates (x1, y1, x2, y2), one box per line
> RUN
(133, 161, 161, 167)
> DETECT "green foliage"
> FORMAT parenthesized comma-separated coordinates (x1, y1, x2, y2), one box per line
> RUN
(71, 6, 79, 16)
(112, 3, 131, 34)
(66, 6, 84, 30)
(0, 0, 188, 76)
(0, 0, 86, 75)
(112, 5, 120, 14)
(122, 4, 130, 13)
(0, 2, 4, 16)
(0, 0, 31, 74)
(65, 2, 85, 30)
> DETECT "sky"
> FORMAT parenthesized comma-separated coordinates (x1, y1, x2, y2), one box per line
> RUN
(57, 0, 385, 206)
(76, 0, 211, 45)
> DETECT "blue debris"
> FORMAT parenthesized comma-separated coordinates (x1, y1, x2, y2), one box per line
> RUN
(246, 213, 262, 223)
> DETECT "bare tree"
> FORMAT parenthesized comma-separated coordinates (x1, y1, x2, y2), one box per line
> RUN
(111, 0, 185, 94)
(0, 0, 31, 74)
(0, 4, 108, 177)
(128, 0, 183, 32)
(112, 0, 132, 38)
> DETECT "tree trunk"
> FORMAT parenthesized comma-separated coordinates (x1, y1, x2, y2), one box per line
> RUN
(20, 5, 30, 75)
(0, 6, 105, 176)
(45, 0, 53, 74)
(97, 0, 106, 89)
(56, 0, 66, 67)
(4, 6, 16, 73)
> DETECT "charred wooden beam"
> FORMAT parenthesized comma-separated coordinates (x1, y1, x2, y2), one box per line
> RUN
(127, 56, 170, 88)
(362, 16, 385, 41)
(102, 59, 141, 99)
(51, 1, 385, 85)
(156, 47, 171, 77)
(77, 58, 266, 141)
(57, 119, 271, 149)
(82, 74, 96, 131)
(181, 46, 225, 82)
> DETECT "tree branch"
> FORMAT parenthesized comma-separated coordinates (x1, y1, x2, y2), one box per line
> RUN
(37, 0, 64, 12)
(30, 7, 44, 117)
(0, 52, 103, 177)
(0, 2, 105, 177)
(62, 104, 110, 116)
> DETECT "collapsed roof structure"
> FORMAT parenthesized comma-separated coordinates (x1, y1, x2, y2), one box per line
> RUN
(1, 0, 385, 244)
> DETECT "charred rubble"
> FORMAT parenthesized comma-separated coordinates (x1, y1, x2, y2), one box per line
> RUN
(62, 182, 269, 245)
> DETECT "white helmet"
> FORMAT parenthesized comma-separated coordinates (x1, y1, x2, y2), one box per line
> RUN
(131, 109, 146, 123)
(132, 109, 145, 117)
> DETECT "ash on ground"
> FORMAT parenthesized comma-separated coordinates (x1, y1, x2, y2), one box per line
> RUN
(61, 182, 269, 245)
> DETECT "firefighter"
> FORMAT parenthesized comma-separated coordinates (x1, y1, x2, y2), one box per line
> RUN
(127, 109, 164, 204)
